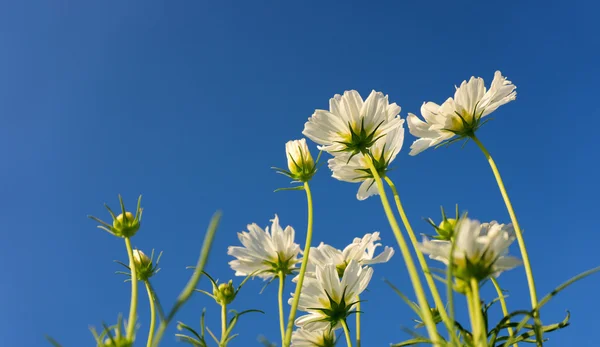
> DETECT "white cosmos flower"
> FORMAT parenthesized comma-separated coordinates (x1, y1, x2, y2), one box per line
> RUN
(299, 232, 394, 280)
(328, 122, 404, 200)
(303, 90, 403, 155)
(228, 215, 300, 280)
(419, 218, 521, 282)
(291, 328, 336, 347)
(407, 71, 517, 155)
(290, 260, 373, 330)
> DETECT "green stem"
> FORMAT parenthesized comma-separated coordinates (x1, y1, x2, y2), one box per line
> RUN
(470, 134, 538, 309)
(124, 237, 138, 339)
(356, 298, 361, 347)
(365, 159, 439, 345)
(470, 278, 485, 346)
(384, 176, 460, 344)
(465, 286, 476, 336)
(278, 271, 286, 346)
(341, 319, 354, 347)
(491, 278, 517, 347)
(220, 303, 227, 346)
(283, 182, 314, 347)
(144, 281, 156, 347)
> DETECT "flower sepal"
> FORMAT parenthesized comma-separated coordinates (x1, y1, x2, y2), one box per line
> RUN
(88, 195, 143, 238)
(195, 271, 254, 306)
(308, 287, 361, 328)
(426, 206, 461, 241)
(273, 138, 321, 185)
(115, 249, 162, 281)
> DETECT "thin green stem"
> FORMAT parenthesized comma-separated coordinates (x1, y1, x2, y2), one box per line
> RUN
(491, 278, 517, 347)
(341, 319, 354, 347)
(124, 237, 138, 339)
(356, 298, 361, 347)
(144, 281, 156, 347)
(365, 159, 439, 345)
(220, 303, 227, 346)
(470, 278, 485, 347)
(384, 176, 460, 345)
(283, 182, 314, 347)
(278, 271, 286, 346)
(465, 285, 479, 346)
(470, 135, 538, 308)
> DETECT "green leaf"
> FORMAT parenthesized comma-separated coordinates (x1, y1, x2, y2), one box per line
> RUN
(206, 326, 219, 345)
(274, 185, 305, 192)
(45, 336, 63, 347)
(383, 278, 421, 318)
(175, 334, 205, 347)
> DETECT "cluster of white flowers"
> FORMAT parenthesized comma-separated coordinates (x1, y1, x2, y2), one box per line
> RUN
(228, 218, 394, 345)
(226, 71, 522, 346)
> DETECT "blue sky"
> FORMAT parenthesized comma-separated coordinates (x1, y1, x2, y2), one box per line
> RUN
(1, 1, 599, 346)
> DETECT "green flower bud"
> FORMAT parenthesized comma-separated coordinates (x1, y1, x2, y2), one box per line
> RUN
(88, 195, 143, 238)
(102, 336, 132, 347)
(113, 212, 140, 237)
(213, 280, 236, 305)
(437, 218, 457, 240)
(132, 249, 157, 281)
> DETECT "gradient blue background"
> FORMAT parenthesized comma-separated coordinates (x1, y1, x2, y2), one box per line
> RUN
(1, 1, 598, 346)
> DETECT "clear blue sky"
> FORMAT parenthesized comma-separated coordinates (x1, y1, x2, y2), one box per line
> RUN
(1, 1, 598, 346)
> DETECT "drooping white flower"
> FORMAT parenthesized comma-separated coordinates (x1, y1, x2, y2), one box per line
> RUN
(301, 232, 394, 280)
(328, 122, 404, 200)
(419, 218, 521, 282)
(228, 215, 301, 280)
(290, 260, 373, 330)
(291, 328, 336, 347)
(303, 90, 403, 156)
(407, 71, 516, 155)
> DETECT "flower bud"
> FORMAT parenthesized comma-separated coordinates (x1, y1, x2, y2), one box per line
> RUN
(113, 212, 140, 237)
(285, 139, 316, 182)
(102, 337, 132, 347)
(132, 249, 156, 281)
(213, 280, 236, 305)
(437, 218, 457, 240)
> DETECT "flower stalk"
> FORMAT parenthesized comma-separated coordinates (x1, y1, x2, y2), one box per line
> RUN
(470, 135, 539, 310)
(341, 319, 354, 347)
(491, 277, 518, 347)
(384, 176, 460, 344)
(124, 237, 138, 340)
(278, 271, 286, 346)
(365, 156, 439, 344)
(356, 299, 361, 347)
(283, 182, 314, 346)
(144, 281, 156, 347)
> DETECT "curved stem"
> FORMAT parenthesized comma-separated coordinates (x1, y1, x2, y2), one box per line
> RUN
(470, 134, 538, 308)
(384, 176, 460, 344)
(356, 298, 361, 347)
(278, 272, 286, 346)
(365, 159, 439, 345)
(491, 278, 518, 347)
(283, 182, 314, 347)
(220, 303, 228, 346)
(341, 319, 354, 347)
(470, 278, 485, 346)
(124, 237, 138, 339)
(144, 281, 156, 347)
